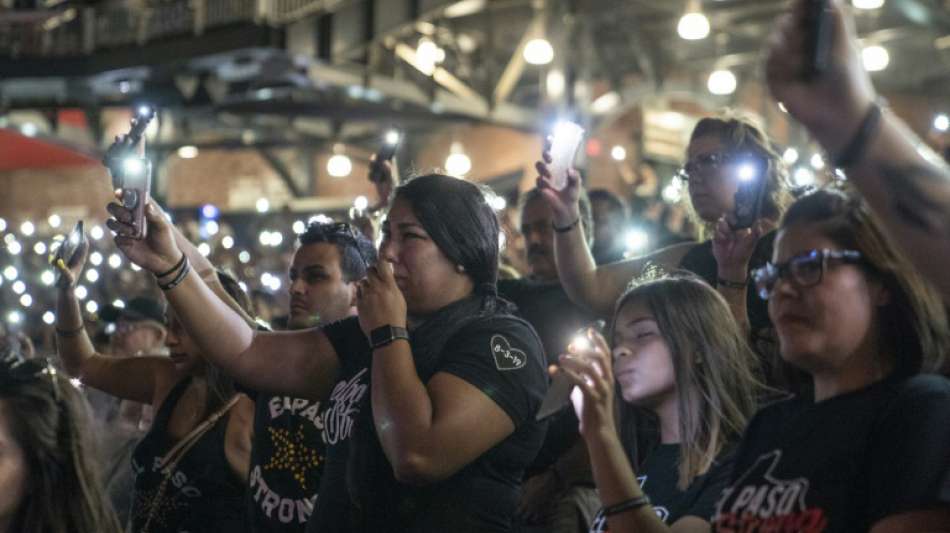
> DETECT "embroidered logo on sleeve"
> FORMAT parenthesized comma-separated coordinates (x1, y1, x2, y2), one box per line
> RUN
(491, 334, 527, 371)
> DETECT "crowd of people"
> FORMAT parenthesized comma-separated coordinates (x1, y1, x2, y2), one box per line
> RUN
(2, 1, 950, 532)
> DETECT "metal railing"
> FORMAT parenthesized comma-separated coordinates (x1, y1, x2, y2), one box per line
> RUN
(0, 0, 333, 58)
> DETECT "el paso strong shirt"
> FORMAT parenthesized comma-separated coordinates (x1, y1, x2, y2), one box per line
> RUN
(308, 314, 547, 533)
(712, 374, 950, 532)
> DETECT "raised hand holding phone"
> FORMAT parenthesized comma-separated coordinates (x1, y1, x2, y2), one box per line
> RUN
(51, 221, 88, 289)
(102, 106, 156, 240)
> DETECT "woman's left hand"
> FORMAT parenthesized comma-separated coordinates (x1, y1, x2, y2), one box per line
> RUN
(712, 216, 772, 283)
(553, 330, 616, 439)
(356, 261, 408, 336)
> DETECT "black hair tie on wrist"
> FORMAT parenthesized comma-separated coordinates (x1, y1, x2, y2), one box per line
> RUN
(602, 495, 651, 517)
(552, 218, 580, 233)
(834, 102, 883, 168)
(155, 253, 186, 279)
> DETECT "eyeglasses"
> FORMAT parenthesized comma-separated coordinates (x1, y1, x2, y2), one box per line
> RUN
(676, 152, 733, 183)
(0, 355, 62, 401)
(753, 249, 864, 300)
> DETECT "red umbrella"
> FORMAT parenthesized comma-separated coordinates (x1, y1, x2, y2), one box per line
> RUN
(0, 128, 100, 172)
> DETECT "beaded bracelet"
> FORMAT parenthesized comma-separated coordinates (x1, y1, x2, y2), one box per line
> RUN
(603, 495, 651, 517)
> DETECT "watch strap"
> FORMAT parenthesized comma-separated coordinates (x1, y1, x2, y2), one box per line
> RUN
(369, 325, 409, 350)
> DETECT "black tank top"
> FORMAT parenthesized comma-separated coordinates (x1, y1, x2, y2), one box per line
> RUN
(128, 377, 245, 533)
(678, 233, 808, 393)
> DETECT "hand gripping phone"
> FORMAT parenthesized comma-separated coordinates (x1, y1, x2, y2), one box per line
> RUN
(536, 320, 606, 421)
(103, 106, 156, 239)
(369, 129, 402, 184)
(548, 122, 585, 191)
(54, 221, 85, 286)
(732, 157, 769, 230)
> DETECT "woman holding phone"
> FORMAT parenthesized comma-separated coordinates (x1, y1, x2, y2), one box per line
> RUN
(106, 174, 549, 533)
(553, 273, 762, 533)
(54, 226, 255, 533)
(538, 116, 795, 389)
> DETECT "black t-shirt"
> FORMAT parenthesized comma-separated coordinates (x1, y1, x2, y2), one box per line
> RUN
(589, 444, 733, 532)
(712, 374, 950, 532)
(497, 279, 597, 474)
(307, 314, 548, 533)
(129, 378, 245, 533)
(244, 391, 327, 532)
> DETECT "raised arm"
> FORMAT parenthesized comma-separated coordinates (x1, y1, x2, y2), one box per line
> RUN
(556, 332, 710, 533)
(535, 161, 692, 316)
(107, 200, 341, 400)
(767, 0, 950, 301)
(53, 235, 176, 405)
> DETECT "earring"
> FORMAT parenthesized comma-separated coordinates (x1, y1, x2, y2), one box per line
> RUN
(456, 264, 466, 273)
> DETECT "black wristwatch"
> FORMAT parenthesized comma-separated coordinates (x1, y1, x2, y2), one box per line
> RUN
(369, 325, 409, 350)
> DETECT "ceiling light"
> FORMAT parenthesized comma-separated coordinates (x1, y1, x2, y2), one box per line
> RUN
(445, 143, 472, 177)
(934, 114, 949, 132)
(611, 146, 627, 161)
(677, 12, 710, 40)
(591, 91, 621, 114)
(523, 38, 554, 65)
(177, 145, 199, 159)
(256, 198, 270, 213)
(852, 0, 884, 9)
(327, 154, 353, 178)
(861, 45, 889, 72)
(783, 148, 800, 165)
(708, 70, 737, 95)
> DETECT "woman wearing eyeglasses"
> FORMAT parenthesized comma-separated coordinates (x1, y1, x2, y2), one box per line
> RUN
(537, 115, 796, 389)
(53, 227, 256, 533)
(107, 174, 548, 533)
(711, 188, 950, 532)
(0, 355, 122, 533)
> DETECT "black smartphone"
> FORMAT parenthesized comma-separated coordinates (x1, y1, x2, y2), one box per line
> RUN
(55, 221, 85, 285)
(802, 0, 833, 80)
(732, 158, 768, 230)
(102, 106, 156, 239)
(369, 130, 401, 184)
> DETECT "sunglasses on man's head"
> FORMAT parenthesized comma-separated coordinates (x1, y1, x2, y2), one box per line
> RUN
(752, 249, 864, 301)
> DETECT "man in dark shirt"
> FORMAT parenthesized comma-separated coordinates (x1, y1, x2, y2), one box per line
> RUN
(500, 188, 601, 533)
(244, 222, 376, 533)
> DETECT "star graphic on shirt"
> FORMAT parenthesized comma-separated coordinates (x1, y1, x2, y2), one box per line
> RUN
(133, 485, 189, 528)
(263, 425, 322, 491)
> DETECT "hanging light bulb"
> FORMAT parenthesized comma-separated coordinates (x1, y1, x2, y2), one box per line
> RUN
(861, 45, 889, 72)
(445, 142, 472, 178)
(327, 150, 353, 178)
(523, 38, 554, 65)
(677, 3, 710, 41)
(707, 69, 737, 95)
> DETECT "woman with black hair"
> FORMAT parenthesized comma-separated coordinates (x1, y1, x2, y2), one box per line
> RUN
(106, 174, 549, 533)
(712, 188, 950, 532)
(54, 223, 256, 533)
(0, 354, 122, 533)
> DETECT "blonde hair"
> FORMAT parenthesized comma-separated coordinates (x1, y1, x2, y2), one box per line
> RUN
(685, 112, 793, 239)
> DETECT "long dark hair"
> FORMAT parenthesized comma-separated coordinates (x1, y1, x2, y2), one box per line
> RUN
(612, 272, 762, 490)
(780, 188, 950, 376)
(0, 358, 122, 533)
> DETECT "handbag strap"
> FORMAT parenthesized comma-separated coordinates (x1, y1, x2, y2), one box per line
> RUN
(140, 395, 240, 533)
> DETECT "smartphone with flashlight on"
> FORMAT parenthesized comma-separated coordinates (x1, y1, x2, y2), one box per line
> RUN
(369, 129, 402, 184)
(547, 121, 585, 191)
(102, 105, 156, 240)
(54, 221, 85, 286)
(536, 320, 606, 421)
(731, 157, 768, 230)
